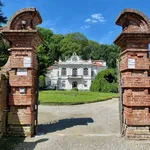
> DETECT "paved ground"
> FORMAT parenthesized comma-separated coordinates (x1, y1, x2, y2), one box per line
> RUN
(15, 98, 150, 150)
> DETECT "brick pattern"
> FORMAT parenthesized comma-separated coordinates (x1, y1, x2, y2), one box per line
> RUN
(120, 51, 150, 71)
(1, 8, 42, 137)
(123, 89, 150, 106)
(114, 9, 150, 139)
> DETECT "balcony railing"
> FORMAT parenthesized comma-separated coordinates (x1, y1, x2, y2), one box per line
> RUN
(68, 75, 83, 79)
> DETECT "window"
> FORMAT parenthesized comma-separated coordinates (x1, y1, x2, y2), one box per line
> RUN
(62, 81, 65, 87)
(72, 81, 77, 88)
(19, 88, 26, 94)
(84, 68, 88, 76)
(72, 68, 77, 76)
(148, 89, 150, 94)
(91, 71, 94, 77)
(16, 68, 27, 76)
(61, 68, 66, 76)
(84, 81, 87, 87)
(148, 71, 150, 77)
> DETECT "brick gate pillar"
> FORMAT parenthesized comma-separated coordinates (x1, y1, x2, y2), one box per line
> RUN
(114, 9, 150, 139)
(1, 8, 43, 136)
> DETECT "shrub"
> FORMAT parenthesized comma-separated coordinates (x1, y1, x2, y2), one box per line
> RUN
(71, 87, 79, 91)
(90, 69, 118, 93)
(39, 75, 46, 90)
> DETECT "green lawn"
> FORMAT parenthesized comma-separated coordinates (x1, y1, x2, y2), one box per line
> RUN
(39, 90, 119, 105)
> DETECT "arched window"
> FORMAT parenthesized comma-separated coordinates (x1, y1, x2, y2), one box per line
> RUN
(72, 68, 77, 76)
(84, 68, 88, 76)
(72, 81, 77, 88)
(91, 71, 94, 77)
(61, 68, 66, 76)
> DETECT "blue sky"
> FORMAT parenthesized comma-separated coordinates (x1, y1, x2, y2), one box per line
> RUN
(2, 0, 150, 44)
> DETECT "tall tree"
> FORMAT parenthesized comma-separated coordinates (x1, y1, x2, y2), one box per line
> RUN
(0, 1, 8, 67)
(36, 28, 54, 75)
(91, 44, 120, 68)
(82, 40, 100, 60)
(48, 34, 64, 62)
(0, 1, 7, 26)
(37, 27, 53, 43)
(59, 32, 88, 60)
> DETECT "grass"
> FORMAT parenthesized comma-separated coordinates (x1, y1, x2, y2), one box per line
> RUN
(39, 90, 119, 105)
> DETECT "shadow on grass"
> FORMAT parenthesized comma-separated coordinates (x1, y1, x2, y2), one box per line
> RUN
(38, 117, 94, 134)
(0, 137, 48, 150)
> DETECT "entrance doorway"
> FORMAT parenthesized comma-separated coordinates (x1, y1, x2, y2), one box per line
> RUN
(72, 81, 77, 88)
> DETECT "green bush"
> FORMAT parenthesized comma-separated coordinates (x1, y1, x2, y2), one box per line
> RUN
(90, 69, 118, 93)
(71, 87, 79, 91)
(39, 75, 46, 90)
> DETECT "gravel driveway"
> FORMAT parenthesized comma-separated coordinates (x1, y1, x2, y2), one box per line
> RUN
(15, 98, 150, 150)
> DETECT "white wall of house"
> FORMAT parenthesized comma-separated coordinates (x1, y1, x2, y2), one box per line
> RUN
(45, 53, 107, 90)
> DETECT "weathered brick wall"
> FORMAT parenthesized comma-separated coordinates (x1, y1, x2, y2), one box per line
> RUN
(1, 8, 43, 137)
(0, 72, 8, 138)
(114, 9, 150, 139)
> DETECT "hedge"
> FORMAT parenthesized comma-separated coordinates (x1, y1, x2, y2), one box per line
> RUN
(90, 69, 118, 93)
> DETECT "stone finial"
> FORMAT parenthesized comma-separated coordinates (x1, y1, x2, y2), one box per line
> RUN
(115, 8, 150, 32)
(3, 7, 42, 30)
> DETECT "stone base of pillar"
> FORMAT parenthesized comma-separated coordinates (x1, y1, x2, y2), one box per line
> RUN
(126, 126, 150, 139)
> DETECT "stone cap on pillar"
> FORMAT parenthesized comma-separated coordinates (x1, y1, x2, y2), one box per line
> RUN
(1, 8, 43, 48)
(115, 8, 150, 33)
(2, 7, 42, 30)
(114, 9, 150, 47)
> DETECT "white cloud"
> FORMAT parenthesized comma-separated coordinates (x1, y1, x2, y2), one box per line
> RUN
(85, 18, 91, 22)
(85, 18, 98, 23)
(91, 20, 98, 23)
(91, 14, 101, 19)
(80, 25, 90, 29)
(85, 25, 90, 29)
(84, 13, 106, 24)
(91, 13, 105, 22)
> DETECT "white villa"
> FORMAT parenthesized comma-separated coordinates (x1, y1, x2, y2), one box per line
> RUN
(45, 52, 107, 90)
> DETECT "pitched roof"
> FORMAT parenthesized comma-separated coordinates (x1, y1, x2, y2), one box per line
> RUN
(47, 61, 58, 70)
(92, 60, 105, 67)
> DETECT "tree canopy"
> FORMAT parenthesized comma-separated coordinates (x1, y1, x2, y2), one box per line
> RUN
(0, 1, 8, 67)
(0, 1, 7, 26)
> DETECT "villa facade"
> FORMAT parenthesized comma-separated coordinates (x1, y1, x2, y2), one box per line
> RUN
(45, 52, 107, 90)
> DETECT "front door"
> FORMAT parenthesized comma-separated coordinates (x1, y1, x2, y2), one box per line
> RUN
(72, 81, 77, 88)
